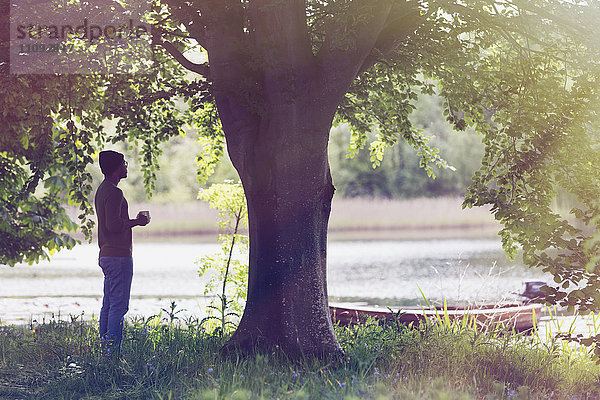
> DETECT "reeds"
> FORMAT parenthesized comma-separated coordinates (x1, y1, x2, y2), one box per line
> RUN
(75, 197, 500, 241)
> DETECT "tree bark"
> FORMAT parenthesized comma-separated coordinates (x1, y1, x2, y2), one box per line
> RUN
(204, 0, 397, 358)
(221, 94, 342, 358)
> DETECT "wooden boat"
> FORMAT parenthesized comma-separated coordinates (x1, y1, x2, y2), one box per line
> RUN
(329, 302, 543, 332)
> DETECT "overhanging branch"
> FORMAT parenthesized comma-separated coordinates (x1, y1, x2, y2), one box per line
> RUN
(357, 4, 425, 75)
(316, 2, 392, 100)
(153, 25, 194, 40)
(107, 79, 211, 117)
(152, 26, 210, 77)
(163, 0, 211, 51)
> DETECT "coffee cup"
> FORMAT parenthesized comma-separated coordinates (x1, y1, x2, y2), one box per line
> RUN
(139, 210, 150, 222)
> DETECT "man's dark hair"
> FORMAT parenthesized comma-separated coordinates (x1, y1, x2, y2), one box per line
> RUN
(99, 150, 125, 176)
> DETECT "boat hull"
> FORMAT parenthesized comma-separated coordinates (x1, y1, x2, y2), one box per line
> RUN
(329, 303, 543, 332)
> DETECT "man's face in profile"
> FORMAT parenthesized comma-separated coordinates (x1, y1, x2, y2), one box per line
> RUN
(120, 160, 128, 179)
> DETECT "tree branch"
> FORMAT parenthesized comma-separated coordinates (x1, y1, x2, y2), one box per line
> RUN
(316, 1, 392, 101)
(152, 26, 210, 77)
(433, 1, 577, 64)
(107, 80, 211, 117)
(357, 3, 425, 75)
(497, 0, 595, 37)
(163, 0, 210, 51)
(250, 0, 314, 69)
(153, 25, 194, 40)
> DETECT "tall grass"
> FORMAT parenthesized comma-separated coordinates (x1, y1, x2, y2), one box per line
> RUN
(1, 309, 598, 399)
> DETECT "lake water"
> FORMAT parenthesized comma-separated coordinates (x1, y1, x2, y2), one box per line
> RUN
(0, 239, 550, 325)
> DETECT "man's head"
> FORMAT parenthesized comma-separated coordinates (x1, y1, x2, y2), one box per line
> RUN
(99, 150, 127, 179)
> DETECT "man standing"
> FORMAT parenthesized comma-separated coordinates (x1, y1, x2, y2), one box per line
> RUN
(95, 150, 150, 356)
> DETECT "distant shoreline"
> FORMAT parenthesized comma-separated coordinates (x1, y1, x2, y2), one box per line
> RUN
(130, 222, 500, 243)
(70, 196, 503, 242)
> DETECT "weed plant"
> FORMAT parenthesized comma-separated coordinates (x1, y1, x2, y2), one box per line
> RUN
(1, 309, 599, 400)
(197, 182, 249, 335)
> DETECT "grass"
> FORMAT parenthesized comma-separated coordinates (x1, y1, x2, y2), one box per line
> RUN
(1, 311, 599, 399)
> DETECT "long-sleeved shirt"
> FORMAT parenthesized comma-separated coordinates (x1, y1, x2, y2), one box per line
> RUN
(94, 179, 132, 257)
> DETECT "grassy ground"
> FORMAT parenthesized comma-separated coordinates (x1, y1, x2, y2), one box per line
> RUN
(1, 312, 598, 400)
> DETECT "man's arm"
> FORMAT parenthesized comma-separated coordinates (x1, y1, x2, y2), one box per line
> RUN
(104, 192, 145, 232)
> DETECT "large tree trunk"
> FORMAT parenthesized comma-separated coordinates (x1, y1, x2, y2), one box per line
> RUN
(203, 0, 393, 358)
(223, 100, 342, 358)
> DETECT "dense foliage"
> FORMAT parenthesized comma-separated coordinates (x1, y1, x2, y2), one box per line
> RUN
(0, 0, 208, 265)
(87, 94, 484, 203)
(330, 95, 485, 198)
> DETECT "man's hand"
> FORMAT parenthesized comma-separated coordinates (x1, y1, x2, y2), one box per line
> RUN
(135, 211, 150, 226)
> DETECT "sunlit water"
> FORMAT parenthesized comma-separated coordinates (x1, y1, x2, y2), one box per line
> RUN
(0, 239, 551, 325)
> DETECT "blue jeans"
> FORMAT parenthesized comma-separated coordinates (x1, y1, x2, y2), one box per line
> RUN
(99, 257, 133, 350)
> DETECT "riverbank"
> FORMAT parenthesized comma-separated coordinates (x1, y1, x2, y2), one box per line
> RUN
(1, 314, 598, 399)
